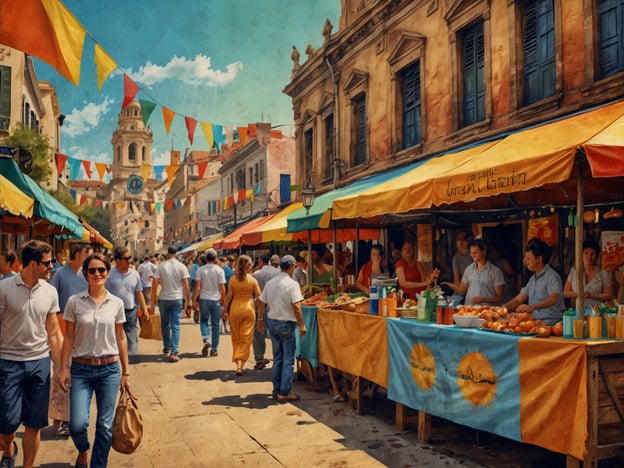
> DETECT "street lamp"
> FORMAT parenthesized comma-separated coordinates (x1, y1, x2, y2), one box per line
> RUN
(301, 181, 316, 215)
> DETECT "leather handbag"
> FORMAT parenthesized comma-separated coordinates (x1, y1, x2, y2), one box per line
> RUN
(112, 388, 143, 454)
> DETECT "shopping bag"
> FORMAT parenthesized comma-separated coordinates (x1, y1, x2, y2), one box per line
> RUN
(112, 388, 143, 454)
(139, 314, 162, 341)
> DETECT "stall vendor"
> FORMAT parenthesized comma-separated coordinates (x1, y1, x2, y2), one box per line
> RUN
(395, 242, 435, 299)
(443, 239, 505, 305)
(563, 238, 612, 309)
(356, 245, 386, 293)
(503, 237, 564, 326)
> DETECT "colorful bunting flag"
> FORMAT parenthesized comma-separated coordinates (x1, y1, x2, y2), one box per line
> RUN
(55, 153, 67, 174)
(200, 122, 214, 149)
(162, 106, 175, 134)
(68, 158, 81, 180)
(139, 99, 156, 126)
(213, 124, 225, 151)
(185, 116, 197, 145)
(95, 162, 107, 180)
(81, 160, 92, 179)
(237, 127, 248, 145)
(94, 43, 117, 89)
(122, 73, 140, 110)
(140, 164, 151, 182)
(197, 161, 208, 179)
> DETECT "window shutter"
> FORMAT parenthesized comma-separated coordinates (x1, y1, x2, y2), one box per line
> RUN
(598, 0, 624, 79)
(0, 66, 10, 130)
(462, 22, 485, 126)
(523, 0, 555, 105)
(355, 97, 367, 165)
(402, 62, 421, 148)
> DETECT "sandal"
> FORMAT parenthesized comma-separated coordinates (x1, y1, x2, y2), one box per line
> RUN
(236, 368, 244, 376)
(277, 393, 300, 402)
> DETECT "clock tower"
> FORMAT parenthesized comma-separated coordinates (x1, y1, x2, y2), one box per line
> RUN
(107, 101, 166, 256)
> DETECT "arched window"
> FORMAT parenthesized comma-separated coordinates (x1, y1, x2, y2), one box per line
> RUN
(129, 143, 137, 161)
(142, 146, 146, 162)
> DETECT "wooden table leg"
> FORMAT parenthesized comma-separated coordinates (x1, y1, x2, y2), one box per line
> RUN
(418, 411, 431, 443)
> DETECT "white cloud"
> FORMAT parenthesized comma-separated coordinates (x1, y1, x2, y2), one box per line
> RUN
(63, 97, 114, 138)
(128, 54, 243, 87)
(67, 145, 110, 163)
(152, 148, 173, 166)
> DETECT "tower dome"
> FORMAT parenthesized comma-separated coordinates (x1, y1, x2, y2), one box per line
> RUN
(110, 101, 153, 180)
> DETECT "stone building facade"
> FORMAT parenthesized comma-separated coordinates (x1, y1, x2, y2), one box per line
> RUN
(284, 0, 624, 194)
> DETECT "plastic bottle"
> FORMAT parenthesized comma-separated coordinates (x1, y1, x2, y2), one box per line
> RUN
(369, 285, 378, 315)
(381, 287, 388, 317)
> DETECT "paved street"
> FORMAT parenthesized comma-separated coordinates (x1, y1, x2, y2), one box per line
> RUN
(15, 318, 564, 468)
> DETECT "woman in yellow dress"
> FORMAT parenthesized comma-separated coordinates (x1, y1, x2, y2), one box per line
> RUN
(223, 255, 261, 375)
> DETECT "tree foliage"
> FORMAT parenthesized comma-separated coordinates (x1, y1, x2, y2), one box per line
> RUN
(1, 123, 52, 183)
(49, 189, 111, 243)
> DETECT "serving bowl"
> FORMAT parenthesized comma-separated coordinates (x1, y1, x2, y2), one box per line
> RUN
(453, 314, 486, 328)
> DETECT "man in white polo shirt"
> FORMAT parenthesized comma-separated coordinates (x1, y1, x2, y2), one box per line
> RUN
(257, 255, 306, 402)
(0, 240, 64, 468)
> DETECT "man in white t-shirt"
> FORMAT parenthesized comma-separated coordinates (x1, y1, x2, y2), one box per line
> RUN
(137, 256, 156, 306)
(192, 249, 225, 357)
(149, 246, 191, 362)
(257, 255, 306, 402)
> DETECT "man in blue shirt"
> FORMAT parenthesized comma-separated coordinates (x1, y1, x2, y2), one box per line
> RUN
(0, 250, 16, 281)
(106, 248, 149, 361)
(504, 238, 564, 326)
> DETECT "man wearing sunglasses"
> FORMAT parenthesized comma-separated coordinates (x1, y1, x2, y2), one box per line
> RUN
(106, 248, 149, 364)
(0, 240, 64, 468)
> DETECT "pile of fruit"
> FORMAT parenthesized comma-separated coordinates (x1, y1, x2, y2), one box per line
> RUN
(315, 292, 368, 310)
(454, 305, 562, 337)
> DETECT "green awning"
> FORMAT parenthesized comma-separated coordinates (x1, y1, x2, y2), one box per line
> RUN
(0, 157, 85, 239)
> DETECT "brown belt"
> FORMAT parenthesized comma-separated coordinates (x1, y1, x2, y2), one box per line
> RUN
(73, 356, 118, 366)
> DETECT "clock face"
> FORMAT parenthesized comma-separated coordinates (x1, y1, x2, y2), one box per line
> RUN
(127, 175, 144, 195)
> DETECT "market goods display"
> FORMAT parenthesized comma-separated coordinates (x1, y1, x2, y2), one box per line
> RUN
(454, 305, 552, 337)
(303, 292, 368, 310)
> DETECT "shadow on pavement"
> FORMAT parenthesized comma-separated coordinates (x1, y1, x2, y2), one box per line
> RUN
(202, 392, 280, 410)
(185, 367, 273, 383)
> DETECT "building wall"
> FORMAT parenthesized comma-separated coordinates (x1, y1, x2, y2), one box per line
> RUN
(285, 0, 624, 194)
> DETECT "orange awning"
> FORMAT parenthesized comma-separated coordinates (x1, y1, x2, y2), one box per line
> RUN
(214, 215, 277, 251)
(239, 202, 303, 246)
(583, 114, 624, 177)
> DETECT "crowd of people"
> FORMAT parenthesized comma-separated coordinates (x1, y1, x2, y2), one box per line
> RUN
(2, 232, 624, 467)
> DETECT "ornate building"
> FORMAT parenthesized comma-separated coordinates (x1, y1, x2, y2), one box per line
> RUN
(104, 101, 165, 256)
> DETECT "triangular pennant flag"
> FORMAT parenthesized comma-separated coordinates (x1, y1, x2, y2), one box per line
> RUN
(1, 0, 85, 85)
(55, 153, 67, 174)
(197, 161, 208, 179)
(140, 164, 151, 182)
(79, 194, 86, 205)
(200, 122, 214, 149)
(165, 165, 181, 182)
(95, 162, 107, 180)
(81, 160, 92, 179)
(213, 124, 225, 151)
(86, 197, 93, 206)
(139, 99, 156, 126)
(165, 200, 174, 211)
(217, 200, 221, 212)
(184, 116, 198, 145)
(67, 158, 81, 180)
(237, 127, 248, 145)
(40, 0, 87, 85)
(153, 165, 165, 180)
(162, 106, 175, 134)
(94, 43, 117, 89)
(155, 202, 162, 213)
(122, 73, 140, 110)
(69, 189, 76, 199)
(117, 202, 125, 210)
(246, 188, 254, 203)
(95, 199, 102, 207)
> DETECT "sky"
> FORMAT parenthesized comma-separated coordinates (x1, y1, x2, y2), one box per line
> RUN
(33, 0, 341, 177)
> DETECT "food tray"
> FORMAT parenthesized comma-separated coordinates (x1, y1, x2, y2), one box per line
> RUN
(479, 328, 537, 337)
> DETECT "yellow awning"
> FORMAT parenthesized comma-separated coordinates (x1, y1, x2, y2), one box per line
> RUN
(332, 99, 624, 219)
(196, 233, 224, 251)
(247, 202, 302, 244)
(0, 174, 35, 217)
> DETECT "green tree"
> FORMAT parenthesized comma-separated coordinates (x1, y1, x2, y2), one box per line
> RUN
(1, 123, 52, 183)
(49, 188, 111, 243)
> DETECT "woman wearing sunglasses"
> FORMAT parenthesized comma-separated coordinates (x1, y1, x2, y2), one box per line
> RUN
(58, 253, 130, 468)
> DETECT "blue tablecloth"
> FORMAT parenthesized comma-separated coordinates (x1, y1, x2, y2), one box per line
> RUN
(296, 306, 319, 367)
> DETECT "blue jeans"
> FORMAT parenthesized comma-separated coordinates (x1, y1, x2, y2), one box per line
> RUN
(69, 361, 120, 468)
(158, 299, 183, 355)
(266, 318, 297, 396)
(199, 299, 221, 352)
(124, 307, 138, 355)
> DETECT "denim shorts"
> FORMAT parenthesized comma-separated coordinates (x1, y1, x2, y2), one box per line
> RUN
(0, 357, 51, 433)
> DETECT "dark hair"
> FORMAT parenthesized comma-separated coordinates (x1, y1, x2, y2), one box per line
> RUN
(1, 250, 16, 265)
(370, 244, 384, 257)
(167, 246, 177, 255)
(20, 240, 52, 265)
(114, 247, 129, 260)
(582, 238, 600, 254)
(525, 237, 552, 263)
(469, 239, 488, 252)
(69, 243, 87, 260)
(82, 253, 111, 279)
(235, 255, 252, 281)
(198, 254, 208, 266)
